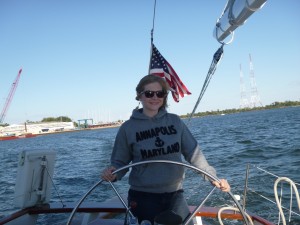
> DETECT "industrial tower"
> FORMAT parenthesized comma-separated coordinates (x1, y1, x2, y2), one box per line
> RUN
(0, 68, 22, 124)
(248, 54, 263, 108)
(239, 64, 249, 108)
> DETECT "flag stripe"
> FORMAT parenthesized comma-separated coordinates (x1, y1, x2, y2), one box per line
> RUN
(149, 44, 191, 102)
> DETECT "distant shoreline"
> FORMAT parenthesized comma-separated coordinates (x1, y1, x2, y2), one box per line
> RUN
(180, 101, 300, 119)
(34, 123, 122, 137)
(0, 122, 122, 139)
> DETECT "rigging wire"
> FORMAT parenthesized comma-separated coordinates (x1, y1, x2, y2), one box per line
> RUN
(187, 44, 224, 123)
(253, 165, 300, 186)
(148, 0, 157, 74)
(151, 0, 157, 44)
(45, 165, 66, 207)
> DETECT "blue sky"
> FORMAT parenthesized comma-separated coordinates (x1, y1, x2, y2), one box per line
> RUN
(1, 0, 299, 124)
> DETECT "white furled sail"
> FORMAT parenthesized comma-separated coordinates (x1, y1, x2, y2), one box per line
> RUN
(214, 0, 267, 42)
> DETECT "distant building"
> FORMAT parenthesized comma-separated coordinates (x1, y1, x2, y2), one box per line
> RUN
(0, 122, 75, 136)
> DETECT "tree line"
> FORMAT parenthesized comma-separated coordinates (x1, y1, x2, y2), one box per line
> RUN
(180, 100, 300, 119)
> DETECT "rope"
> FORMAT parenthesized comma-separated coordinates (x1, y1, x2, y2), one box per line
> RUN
(187, 44, 224, 123)
(274, 177, 300, 225)
(246, 189, 300, 218)
(245, 164, 300, 223)
(215, 0, 235, 45)
(217, 206, 254, 225)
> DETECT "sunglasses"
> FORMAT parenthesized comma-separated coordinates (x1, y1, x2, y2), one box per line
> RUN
(141, 90, 167, 98)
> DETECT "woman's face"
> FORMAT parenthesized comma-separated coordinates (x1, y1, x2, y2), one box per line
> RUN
(140, 82, 165, 117)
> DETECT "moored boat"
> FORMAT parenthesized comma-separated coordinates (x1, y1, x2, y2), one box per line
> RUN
(0, 133, 37, 141)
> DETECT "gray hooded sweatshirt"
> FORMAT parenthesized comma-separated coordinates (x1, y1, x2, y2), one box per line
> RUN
(110, 108, 216, 193)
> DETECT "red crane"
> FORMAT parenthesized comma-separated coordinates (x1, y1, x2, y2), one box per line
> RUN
(0, 68, 23, 124)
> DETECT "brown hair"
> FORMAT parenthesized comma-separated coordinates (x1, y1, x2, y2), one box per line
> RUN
(135, 75, 169, 109)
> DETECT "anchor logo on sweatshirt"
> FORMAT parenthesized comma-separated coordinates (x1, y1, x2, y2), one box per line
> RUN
(155, 137, 164, 147)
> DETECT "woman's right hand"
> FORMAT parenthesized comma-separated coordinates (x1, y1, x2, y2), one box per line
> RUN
(101, 166, 117, 182)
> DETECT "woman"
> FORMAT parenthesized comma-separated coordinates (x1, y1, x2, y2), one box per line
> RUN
(101, 75, 230, 224)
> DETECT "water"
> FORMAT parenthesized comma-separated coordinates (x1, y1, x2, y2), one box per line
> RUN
(0, 107, 299, 224)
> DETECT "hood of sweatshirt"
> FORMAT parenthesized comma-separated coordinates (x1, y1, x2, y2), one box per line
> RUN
(130, 108, 168, 121)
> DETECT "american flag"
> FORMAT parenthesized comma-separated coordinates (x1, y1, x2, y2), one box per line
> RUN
(149, 44, 191, 102)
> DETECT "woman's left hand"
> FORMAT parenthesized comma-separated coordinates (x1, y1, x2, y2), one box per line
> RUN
(212, 179, 231, 192)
